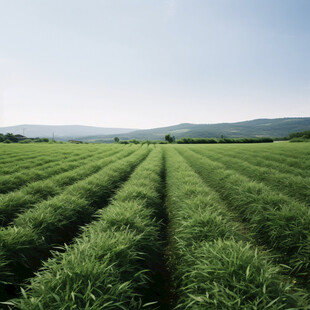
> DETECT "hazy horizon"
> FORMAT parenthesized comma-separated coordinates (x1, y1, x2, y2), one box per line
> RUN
(1, 1, 309, 128)
(1, 116, 310, 131)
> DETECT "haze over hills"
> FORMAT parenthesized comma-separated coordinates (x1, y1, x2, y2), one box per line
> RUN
(1, 118, 310, 142)
(0, 125, 136, 140)
(79, 117, 310, 142)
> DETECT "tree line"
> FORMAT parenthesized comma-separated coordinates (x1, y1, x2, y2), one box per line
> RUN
(0, 133, 50, 143)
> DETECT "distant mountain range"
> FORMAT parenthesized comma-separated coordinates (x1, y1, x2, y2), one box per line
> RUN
(1, 118, 310, 142)
(0, 125, 136, 140)
(79, 117, 310, 142)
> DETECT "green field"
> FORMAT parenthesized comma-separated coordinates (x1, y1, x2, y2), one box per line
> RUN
(0, 142, 310, 309)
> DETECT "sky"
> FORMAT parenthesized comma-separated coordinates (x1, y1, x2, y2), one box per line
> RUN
(0, 0, 309, 129)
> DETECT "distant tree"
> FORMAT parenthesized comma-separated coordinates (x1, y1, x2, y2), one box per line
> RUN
(114, 137, 120, 143)
(128, 139, 140, 144)
(165, 134, 174, 143)
(0, 134, 4, 142)
(4, 133, 18, 143)
(68, 140, 83, 144)
(289, 130, 310, 140)
(32, 138, 49, 143)
(19, 139, 32, 143)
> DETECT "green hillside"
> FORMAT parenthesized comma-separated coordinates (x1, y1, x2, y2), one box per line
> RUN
(81, 117, 310, 142)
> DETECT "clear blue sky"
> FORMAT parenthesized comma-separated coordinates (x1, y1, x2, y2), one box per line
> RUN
(0, 0, 309, 128)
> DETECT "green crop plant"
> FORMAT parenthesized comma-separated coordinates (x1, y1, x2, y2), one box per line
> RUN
(165, 148, 307, 309)
(212, 143, 310, 171)
(0, 142, 310, 307)
(10, 148, 166, 309)
(0, 144, 73, 166)
(0, 146, 101, 176)
(202, 145, 309, 178)
(0, 144, 118, 187)
(174, 239, 307, 309)
(0, 145, 150, 299)
(189, 146, 310, 204)
(0, 143, 114, 175)
(0, 151, 102, 194)
(176, 146, 310, 281)
(0, 146, 127, 226)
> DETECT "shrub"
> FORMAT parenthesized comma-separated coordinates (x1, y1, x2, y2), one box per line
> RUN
(289, 130, 310, 140)
(19, 139, 32, 144)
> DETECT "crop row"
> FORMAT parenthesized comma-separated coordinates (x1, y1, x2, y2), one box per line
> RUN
(262, 144, 310, 159)
(0, 145, 78, 165)
(202, 145, 310, 178)
(0, 145, 58, 160)
(189, 146, 310, 204)
(0, 145, 150, 301)
(210, 142, 310, 165)
(222, 144, 310, 171)
(0, 145, 117, 176)
(9, 147, 166, 309)
(165, 148, 306, 309)
(0, 144, 113, 170)
(0, 146, 122, 194)
(176, 146, 310, 282)
(0, 146, 134, 226)
(1, 143, 309, 308)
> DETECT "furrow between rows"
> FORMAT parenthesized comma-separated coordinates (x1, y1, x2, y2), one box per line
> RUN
(201, 145, 310, 178)
(165, 147, 307, 309)
(0, 145, 150, 302)
(0, 146, 132, 226)
(0, 145, 77, 165)
(176, 146, 310, 283)
(8, 147, 168, 309)
(0, 145, 117, 176)
(215, 144, 310, 172)
(0, 146, 120, 194)
(188, 146, 310, 204)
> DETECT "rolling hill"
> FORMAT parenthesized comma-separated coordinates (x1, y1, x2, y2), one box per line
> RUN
(79, 117, 310, 142)
(0, 125, 136, 140)
(1, 118, 310, 142)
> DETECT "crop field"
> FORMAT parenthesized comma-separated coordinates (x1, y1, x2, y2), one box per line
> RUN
(0, 142, 310, 309)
